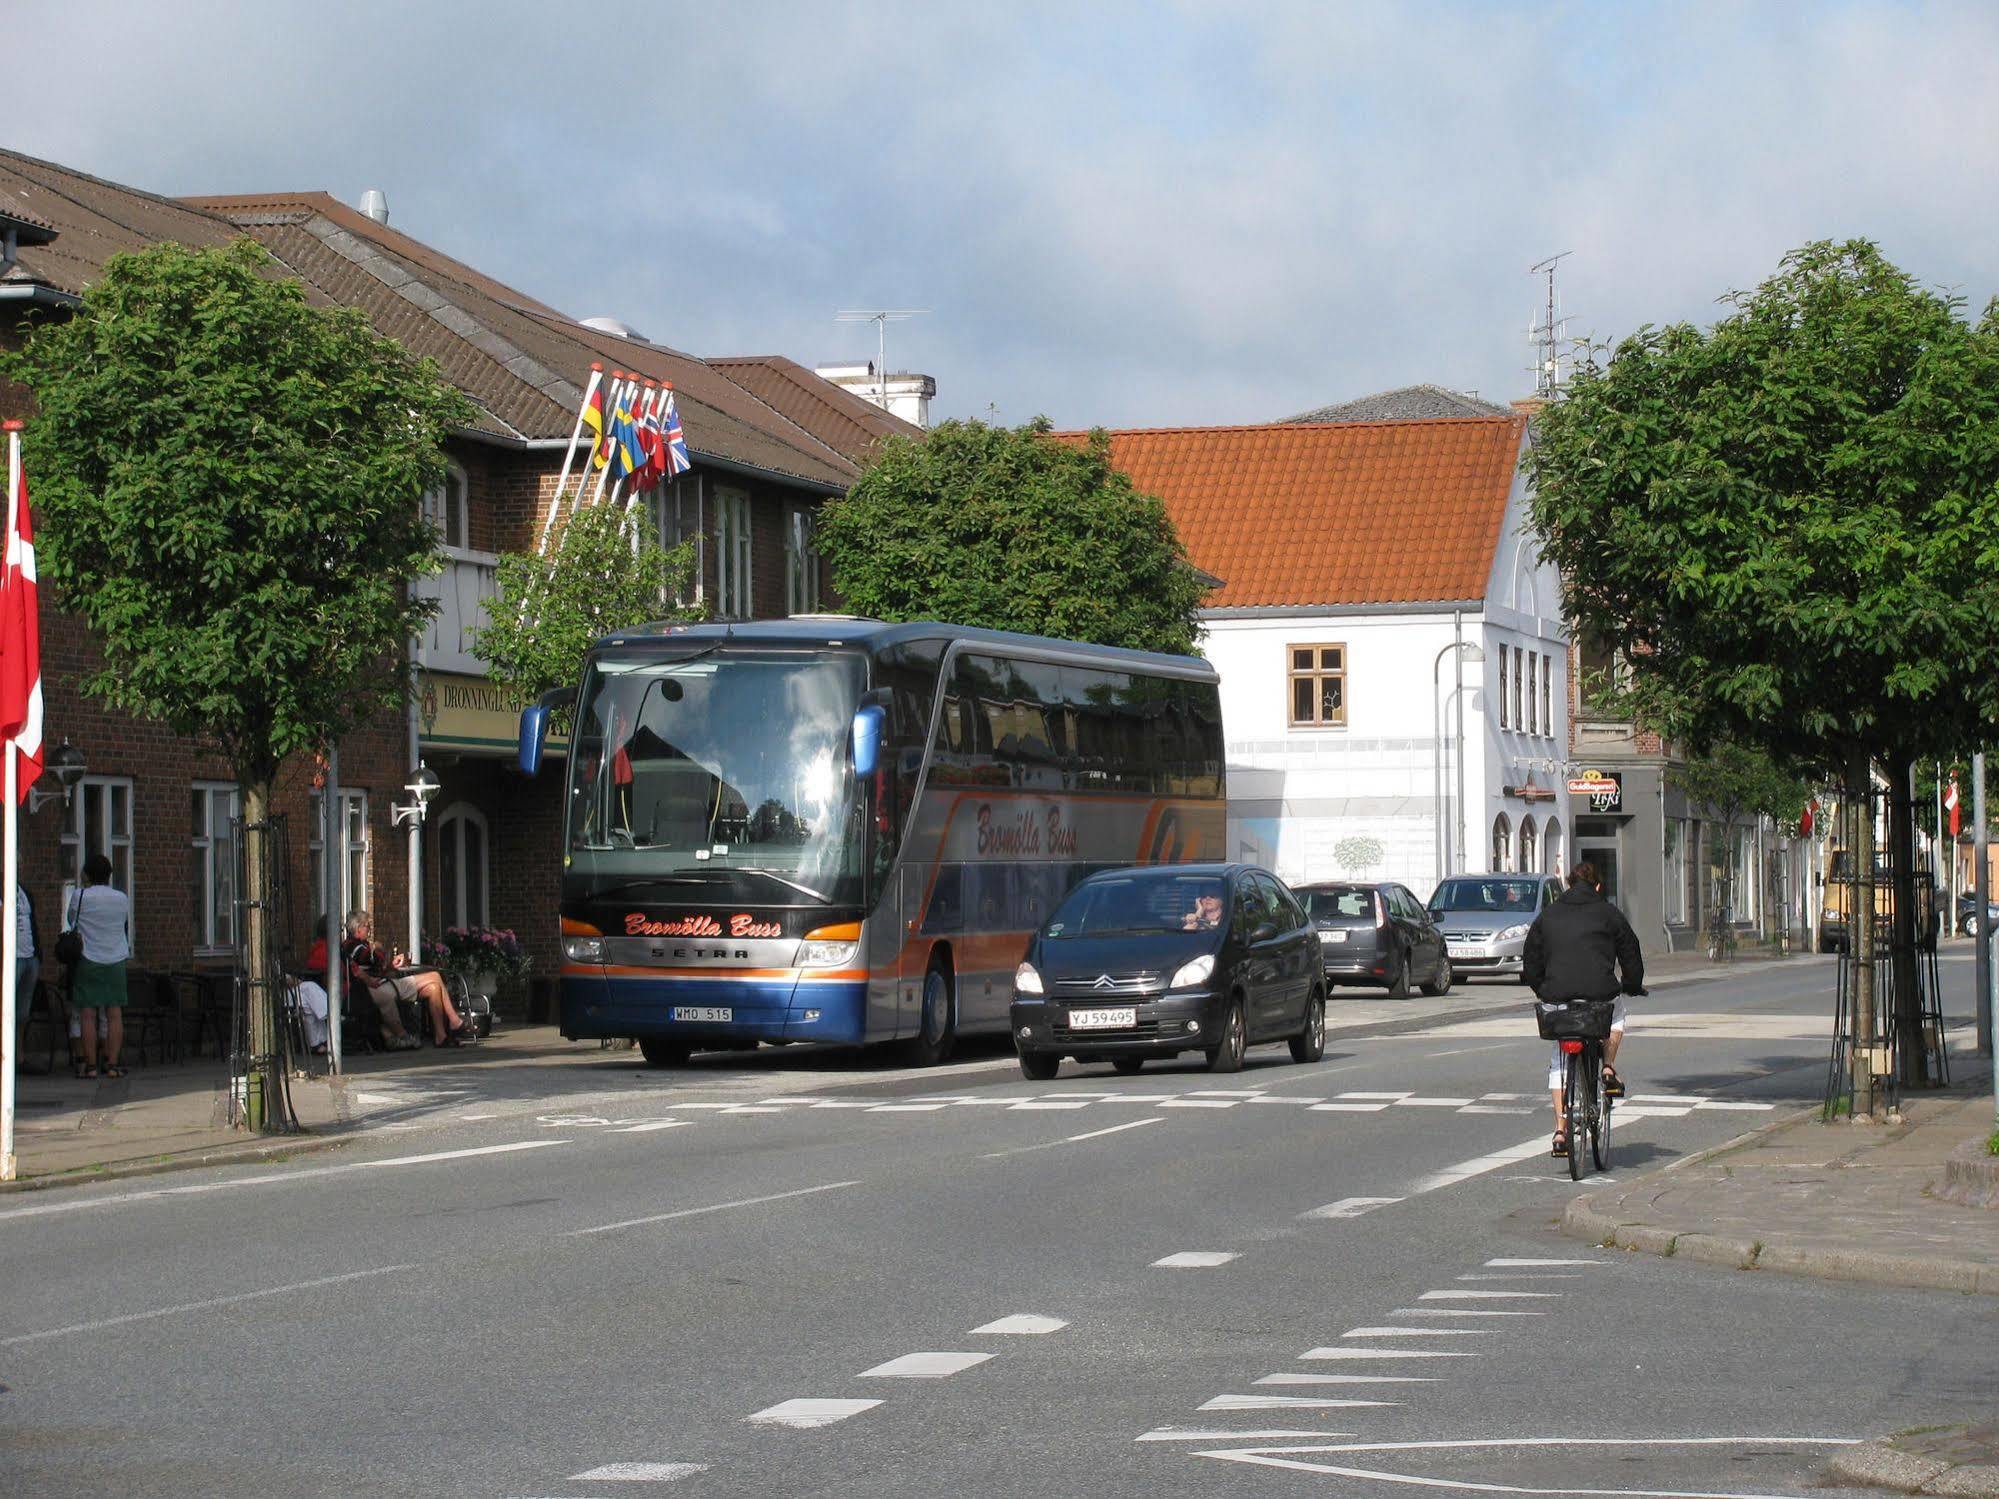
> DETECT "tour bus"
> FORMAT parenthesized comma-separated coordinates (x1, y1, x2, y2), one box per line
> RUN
(518, 617, 1226, 1065)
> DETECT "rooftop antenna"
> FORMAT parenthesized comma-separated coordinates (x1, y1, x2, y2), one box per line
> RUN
(1527, 252, 1572, 399)
(835, 309, 927, 410)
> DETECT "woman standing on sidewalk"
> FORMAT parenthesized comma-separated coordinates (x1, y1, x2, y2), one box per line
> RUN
(69, 854, 131, 1080)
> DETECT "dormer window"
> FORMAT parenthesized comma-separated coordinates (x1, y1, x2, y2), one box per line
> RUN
(423, 461, 470, 551)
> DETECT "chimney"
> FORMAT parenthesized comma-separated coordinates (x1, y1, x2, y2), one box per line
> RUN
(358, 189, 389, 226)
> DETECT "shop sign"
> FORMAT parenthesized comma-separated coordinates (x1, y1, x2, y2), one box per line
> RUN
(418, 669, 566, 755)
(1566, 769, 1623, 812)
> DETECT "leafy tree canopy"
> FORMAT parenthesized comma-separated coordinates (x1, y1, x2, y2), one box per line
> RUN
(2, 238, 474, 784)
(1668, 738, 1813, 835)
(1524, 240, 1999, 775)
(816, 418, 1207, 657)
(478, 500, 701, 703)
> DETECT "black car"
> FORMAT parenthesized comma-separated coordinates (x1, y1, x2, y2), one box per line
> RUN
(1009, 863, 1324, 1080)
(1294, 881, 1452, 998)
(1957, 892, 1999, 938)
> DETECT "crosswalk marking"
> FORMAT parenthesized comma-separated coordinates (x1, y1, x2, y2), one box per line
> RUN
(1160, 1099, 1238, 1109)
(1391, 1308, 1545, 1317)
(1339, 1091, 1414, 1100)
(1485, 1257, 1600, 1267)
(1137, 1427, 1357, 1442)
(1393, 1096, 1476, 1107)
(969, 1314, 1067, 1335)
(1342, 1327, 1485, 1338)
(1200, 1394, 1398, 1411)
(569, 1462, 708, 1481)
(606, 1120, 691, 1134)
(1154, 1251, 1239, 1268)
(1417, 1289, 1560, 1301)
(1300, 1347, 1477, 1360)
(1253, 1373, 1440, 1385)
(745, 1398, 880, 1429)
(867, 1103, 950, 1113)
(861, 1351, 993, 1378)
(1310, 1101, 1391, 1112)
(1008, 1100, 1091, 1111)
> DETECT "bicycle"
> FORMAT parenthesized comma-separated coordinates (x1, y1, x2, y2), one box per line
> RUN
(1537, 997, 1617, 1181)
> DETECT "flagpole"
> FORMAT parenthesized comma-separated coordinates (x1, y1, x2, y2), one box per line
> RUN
(2, 425, 19, 1182)
(586, 374, 631, 509)
(538, 362, 603, 556)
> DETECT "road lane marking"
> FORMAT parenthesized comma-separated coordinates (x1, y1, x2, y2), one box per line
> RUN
(607, 1120, 691, 1133)
(806, 1100, 877, 1108)
(1249, 1094, 1319, 1104)
(1407, 1135, 1550, 1193)
(1302, 1197, 1403, 1220)
(861, 1351, 993, 1378)
(1391, 1308, 1545, 1317)
(1393, 1097, 1476, 1108)
(1009, 1100, 1092, 1111)
(0, 1140, 571, 1224)
(1154, 1251, 1239, 1268)
(1255, 1374, 1440, 1385)
(1161, 1099, 1238, 1109)
(867, 1103, 951, 1112)
(970, 1314, 1067, 1335)
(1417, 1290, 1561, 1301)
(1340, 1091, 1414, 1100)
(1301, 1347, 1476, 1360)
(565, 1180, 861, 1237)
(1137, 1428, 1356, 1442)
(568, 1462, 708, 1481)
(1189, 1089, 1266, 1098)
(745, 1398, 880, 1429)
(981, 1115, 1165, 1158)
(1343, 1327, 1487, 1338)
(1311, 1102, 1392, 1112)
(2, 1265, 418, 1347)
(1201, 1394, 1398, 1411)
(1485, 1258, 1601, 1267)
(1459, 1105, 1537, 1115)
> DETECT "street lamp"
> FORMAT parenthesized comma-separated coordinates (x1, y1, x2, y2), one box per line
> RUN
(391, 763, 442, 966)
(1434, 642, 1485, 883)
(27, 739, 86, 815)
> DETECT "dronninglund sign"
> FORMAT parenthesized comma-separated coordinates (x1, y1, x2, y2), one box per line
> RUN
(1566, 770, 1623, 813)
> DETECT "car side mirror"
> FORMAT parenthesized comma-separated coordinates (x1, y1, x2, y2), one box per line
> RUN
(1251, 921, 1278, 944)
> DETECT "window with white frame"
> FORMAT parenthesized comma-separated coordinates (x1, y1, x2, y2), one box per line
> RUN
(1541, 651, 1553, 737)
(1513, 645, 1524, 730)
(651, 475, 692, 550)
(1526, 652, 1538, 735)
(1498, 646, 1509, 729)
(1286, 644, 1347, 727)
(62, 776, 135, 935)
(191, 782, 240, 954)
(435, 803, 489, 930)
(714, 486, 753, 618)
(1492, 813, 1512, 872)
(785, 507, 822, 616)
(310, 789, 370, 926)
(423, 460, 471, 552)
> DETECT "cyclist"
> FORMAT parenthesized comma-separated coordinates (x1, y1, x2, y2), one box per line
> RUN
(1521, 861, 1644, 1157)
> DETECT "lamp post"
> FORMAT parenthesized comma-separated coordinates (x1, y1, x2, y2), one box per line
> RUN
(390, 763, 441, 970)
(1433, 641, 1486, 883)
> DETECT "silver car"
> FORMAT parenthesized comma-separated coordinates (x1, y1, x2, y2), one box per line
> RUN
(1425, 874, 1564, 981)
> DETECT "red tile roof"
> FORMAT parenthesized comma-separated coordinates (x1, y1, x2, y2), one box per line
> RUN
(709, 355, 920, 457)
(1051, 417, 1528, 610)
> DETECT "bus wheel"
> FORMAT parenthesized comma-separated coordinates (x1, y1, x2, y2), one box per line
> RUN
(639, 1038, 691, 1068)
(908, 959, 957, 1066)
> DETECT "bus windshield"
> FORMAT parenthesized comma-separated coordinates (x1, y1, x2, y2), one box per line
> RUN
(566, 650, 866, 906)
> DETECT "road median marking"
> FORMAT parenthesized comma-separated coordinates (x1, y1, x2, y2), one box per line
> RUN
(566, 1180, 861, 1237)
(3, 1264, 418, 1347)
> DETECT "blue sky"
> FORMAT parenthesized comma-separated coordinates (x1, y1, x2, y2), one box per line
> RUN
(12, 1, 1998, 428)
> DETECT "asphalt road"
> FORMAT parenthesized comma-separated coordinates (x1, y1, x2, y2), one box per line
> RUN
(2, 956, 1994, 1498)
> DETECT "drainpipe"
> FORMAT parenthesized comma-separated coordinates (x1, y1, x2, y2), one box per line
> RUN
(1453, 611, 1467, 874)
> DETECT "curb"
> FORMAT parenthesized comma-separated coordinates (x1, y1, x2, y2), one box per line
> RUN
(1823, 1441, 1999, 1497)
(1, 1126, 357, 1194)
(1561, 1106, 1999, 1296)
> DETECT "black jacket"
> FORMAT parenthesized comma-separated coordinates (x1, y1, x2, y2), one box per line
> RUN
(1521, 884, 1643, 1003)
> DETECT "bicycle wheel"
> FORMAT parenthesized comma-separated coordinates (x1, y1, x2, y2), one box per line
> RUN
(1565, 1050, 1587, 1182)
(1591, 1045, 1613, 1172)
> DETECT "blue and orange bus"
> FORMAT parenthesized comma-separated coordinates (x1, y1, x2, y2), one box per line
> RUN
(518, 618, 1226, 1065)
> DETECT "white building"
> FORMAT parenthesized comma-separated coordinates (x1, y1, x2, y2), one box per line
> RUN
(1074, 405, 1567, 896)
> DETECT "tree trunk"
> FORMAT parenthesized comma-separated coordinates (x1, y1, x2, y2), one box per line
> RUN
(1890, 761, 1930, 1089)
(242, 777, 275, 1132)
(1849, 747, 1879, 1120)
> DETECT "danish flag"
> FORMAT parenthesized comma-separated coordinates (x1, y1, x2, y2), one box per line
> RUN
(0, 425, 42, 804)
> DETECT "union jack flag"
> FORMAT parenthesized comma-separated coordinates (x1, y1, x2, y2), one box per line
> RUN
(661, 387, 692, 478)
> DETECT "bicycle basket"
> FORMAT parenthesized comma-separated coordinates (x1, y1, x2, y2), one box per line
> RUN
(1534, 999, 1615, 1041)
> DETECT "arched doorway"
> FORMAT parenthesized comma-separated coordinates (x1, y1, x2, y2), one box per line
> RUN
(435, 803, 490, 931)
(1543, 817, 1564, 876)
(1520, 816, 1538, 873)
(1492, 813, 1512, 873)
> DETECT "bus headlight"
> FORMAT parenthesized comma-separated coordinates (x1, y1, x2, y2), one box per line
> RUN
(1169, 955, 1215, 989)
(563, 936, 604, 964)
(1014, 962, 1044, 995)
(800, 940, 858, 969)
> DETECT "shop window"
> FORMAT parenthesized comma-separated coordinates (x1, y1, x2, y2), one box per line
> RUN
(435, 803, 489, 930)
(1287, 643, 1346, 728)
(191, 782, 240, 954)
(310, 790, 370, 926)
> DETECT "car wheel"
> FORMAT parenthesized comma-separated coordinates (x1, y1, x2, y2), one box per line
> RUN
(1965, 914, 1981, 940)
(906, 958, 957, 1066)
(1018, 1048, 1060, 1081)
(1111, 1057, 1145, 1075)
(638, 1038, 690, 1068)
(1421, 956, 1453, 997)
(1386, 944, 1411, 999)
(1206, 997, 1247, 1073)
(1289, 989, 1325, 1064)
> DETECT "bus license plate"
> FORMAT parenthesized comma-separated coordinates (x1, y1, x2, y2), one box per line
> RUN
(1069, 1007, 1136, 1030)
(672, 1006, 732, 1023)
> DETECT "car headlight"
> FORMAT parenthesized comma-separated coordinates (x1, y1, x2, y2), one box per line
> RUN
(1497, 924, 1531, 943)
(1169, 954, 1215, 989)
(800, 940, 858, 968)
(562, 936, 604, 964)
(1014, 961, 1044, 995)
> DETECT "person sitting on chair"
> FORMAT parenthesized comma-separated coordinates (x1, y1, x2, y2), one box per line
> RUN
(341, 910, 466, 1048)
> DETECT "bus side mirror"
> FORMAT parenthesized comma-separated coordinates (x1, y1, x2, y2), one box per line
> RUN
(852, 704, 886, 779)
(518, 685, 576, 777)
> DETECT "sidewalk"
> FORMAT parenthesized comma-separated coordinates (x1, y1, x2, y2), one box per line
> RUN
(1564, 1063, 1999, 1495)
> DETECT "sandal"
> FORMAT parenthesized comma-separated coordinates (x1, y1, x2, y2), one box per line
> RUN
(102, 1064, 125, 1079)
(1602, 1066, 1626, 1099)
(1551, 1130, 1569, 1158)
(76, 1063, 97, 1080)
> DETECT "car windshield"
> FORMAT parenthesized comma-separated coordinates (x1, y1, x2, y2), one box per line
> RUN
(1299, 887, 1374, 921)
(564, 649, 866, 906)
(1043, 874, 1226, 938)
(1430, 878, 1540, 913)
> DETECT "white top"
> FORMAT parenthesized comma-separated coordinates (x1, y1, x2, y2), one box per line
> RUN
(69, 883, 132, 965)
(15, 884, 32, 959)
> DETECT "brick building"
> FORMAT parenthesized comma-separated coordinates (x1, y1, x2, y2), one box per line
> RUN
(0, 150, 916, 988)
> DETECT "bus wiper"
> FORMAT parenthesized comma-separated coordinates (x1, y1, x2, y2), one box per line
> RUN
(735, 867, 832, 903)
(585, 876, 719, 898)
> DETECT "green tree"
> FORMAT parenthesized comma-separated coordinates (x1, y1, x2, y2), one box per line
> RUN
(3, 239, 473, 1128)
(1524, 239, 1999, 1110)
(1667, 740, 1811, 957)
(478, 501, 701, 706)
(816, 418, 1207, 656)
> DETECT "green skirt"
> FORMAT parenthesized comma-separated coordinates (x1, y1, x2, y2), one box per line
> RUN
(72, 958, 127, 1009)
